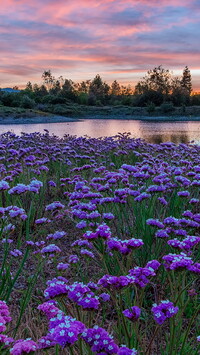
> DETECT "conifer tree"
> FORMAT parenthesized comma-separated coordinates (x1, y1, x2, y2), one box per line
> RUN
(181, 66, 192, 95)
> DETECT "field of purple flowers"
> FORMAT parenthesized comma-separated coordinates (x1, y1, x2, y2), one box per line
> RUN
(0, 131, 199, 354)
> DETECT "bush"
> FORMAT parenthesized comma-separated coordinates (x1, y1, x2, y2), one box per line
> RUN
(121, 96, 132, 106)
(190, 94, 200, 106)
(135, 90, 164, 107)
(78, 93, 88, 105)
(146, 102, 156, 114)
(1, 93, 17, 107)
(52, 104, 75, 115)
(159, 102, 174, 113)
(20, 95, 35, 109)
(36, 103, 48, 111)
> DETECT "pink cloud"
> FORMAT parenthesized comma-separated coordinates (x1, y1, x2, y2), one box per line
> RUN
(0, 0, 199, 90)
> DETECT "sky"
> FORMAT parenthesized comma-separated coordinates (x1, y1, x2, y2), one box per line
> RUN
(0, 0, 200, 91)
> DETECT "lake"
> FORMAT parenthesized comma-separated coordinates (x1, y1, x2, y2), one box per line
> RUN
(0, 119, 200, 144)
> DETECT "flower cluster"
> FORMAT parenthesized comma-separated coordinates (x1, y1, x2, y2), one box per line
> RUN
(123, 306, 141, 322)
(81, 326, 119, 354)
(107, 237, 144, 254)
(151, 300, 179, 325)
(38, 301, 85, 348)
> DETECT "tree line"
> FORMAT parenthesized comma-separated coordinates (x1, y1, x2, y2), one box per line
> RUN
(1, 65, 200, 112)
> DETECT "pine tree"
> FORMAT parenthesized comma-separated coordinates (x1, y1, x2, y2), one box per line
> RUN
(181, 66, 192, 95)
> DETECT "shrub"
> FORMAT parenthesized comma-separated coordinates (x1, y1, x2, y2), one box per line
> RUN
(1, 93, 17, 107)
(190, 94, 200, 106)
(159, 102, 174, 113)
(135, 90, 164, 107)
(146, 102, 156, 114)
(78, 93, 89, 105)
(52, 104, 75, 116)
(20, 95, 35, 109)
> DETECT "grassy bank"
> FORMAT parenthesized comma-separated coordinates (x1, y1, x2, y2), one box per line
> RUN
(0, 104, 200, 124)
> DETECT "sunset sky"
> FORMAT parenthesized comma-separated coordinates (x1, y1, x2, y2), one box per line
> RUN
(1, 0, 200, 90)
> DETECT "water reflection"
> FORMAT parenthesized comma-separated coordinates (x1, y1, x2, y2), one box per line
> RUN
(0, 119, 200, 144)
(145, 132, 189, 144)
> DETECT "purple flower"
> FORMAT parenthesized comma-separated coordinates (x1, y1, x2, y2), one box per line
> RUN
(162, 252, 193, 271)
(81, 326, 119, 354)
(164, 217, 179, 226)
(44, 278, 69, 299)
(128, 266, 156, 288)
(76, 220, 87, 229)
(50, 320, 85, 347)
(87, 210, 101, 219)
(48, 180, 56, 187)
(41, 244, 61, 254)
(57, 263, 70, 270)
(157, 197, 168, 205)
(103, 212, 115, 220)
(35, 217, 52, 224)
(189, 198, 199, 204)
(29, 179, 43, 193)
(188, 262, 200, 274)
(0, 300, 12, 323)
(68, 254, 79, 264)
(96, 223, 111, 239)
(123, 306, 141, 321)
(146, 219, 164, 229)
(0, 180, 10, 191)
(8, 184, 28, 195)
(146, 259, 161, 271)
(10, 249, 23, 257)
(147, 185, 166, 193)
(155, 229, 169, 238)
(134, 192, 151, 202)
(80, 249, 95, 258)
(46, 231, 66, 240)
(98, 275, 130, 289)
(118, 346, 137, 354)
(99, 293, 111, 302)
(71, 239, 93, 248)
(168, 236, 200, 251)
(78, 295, 100, 310)
(177, 190, 190, 197)
(10, 339, 38, 354)
(151, 300, 179, 325)
(39, 301, 85, 348)
(0, 334, 14, 347)
(45, 201, 65, 211)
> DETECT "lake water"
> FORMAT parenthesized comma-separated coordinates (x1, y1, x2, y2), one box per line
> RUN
(0, 119, 200, 144)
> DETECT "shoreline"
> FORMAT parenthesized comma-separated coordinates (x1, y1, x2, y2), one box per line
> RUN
(0, 114, 200, 125)
(0, 115, 80, 125)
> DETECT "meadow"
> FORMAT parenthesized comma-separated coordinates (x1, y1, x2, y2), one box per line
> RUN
(0, 130, 199, 354)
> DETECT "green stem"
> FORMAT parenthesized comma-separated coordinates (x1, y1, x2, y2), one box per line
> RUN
(145, 326, 160, 355)
(179, 305, 200, 355)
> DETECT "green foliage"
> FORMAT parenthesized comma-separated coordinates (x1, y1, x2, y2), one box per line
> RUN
(1, 92, 16, 107)
(181, 66, 192, 95)
(89, 74, 110, 104)
(146, 101, 156, 114)
(135, 65, 172, 96)
(191, 94, 200, 106)
(42, 94, 67, 105)
(1, 65, 195, 111)
(20, 95, 35, 109)
(78, 92, 89, 105)
(135, 90, 164, 107)
(159, 102, 174, 113)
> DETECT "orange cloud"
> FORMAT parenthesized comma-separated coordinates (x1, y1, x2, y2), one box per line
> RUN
(0, 0, 199, 90)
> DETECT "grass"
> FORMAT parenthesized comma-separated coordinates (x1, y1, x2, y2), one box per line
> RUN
(1, 103, 200, 123)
